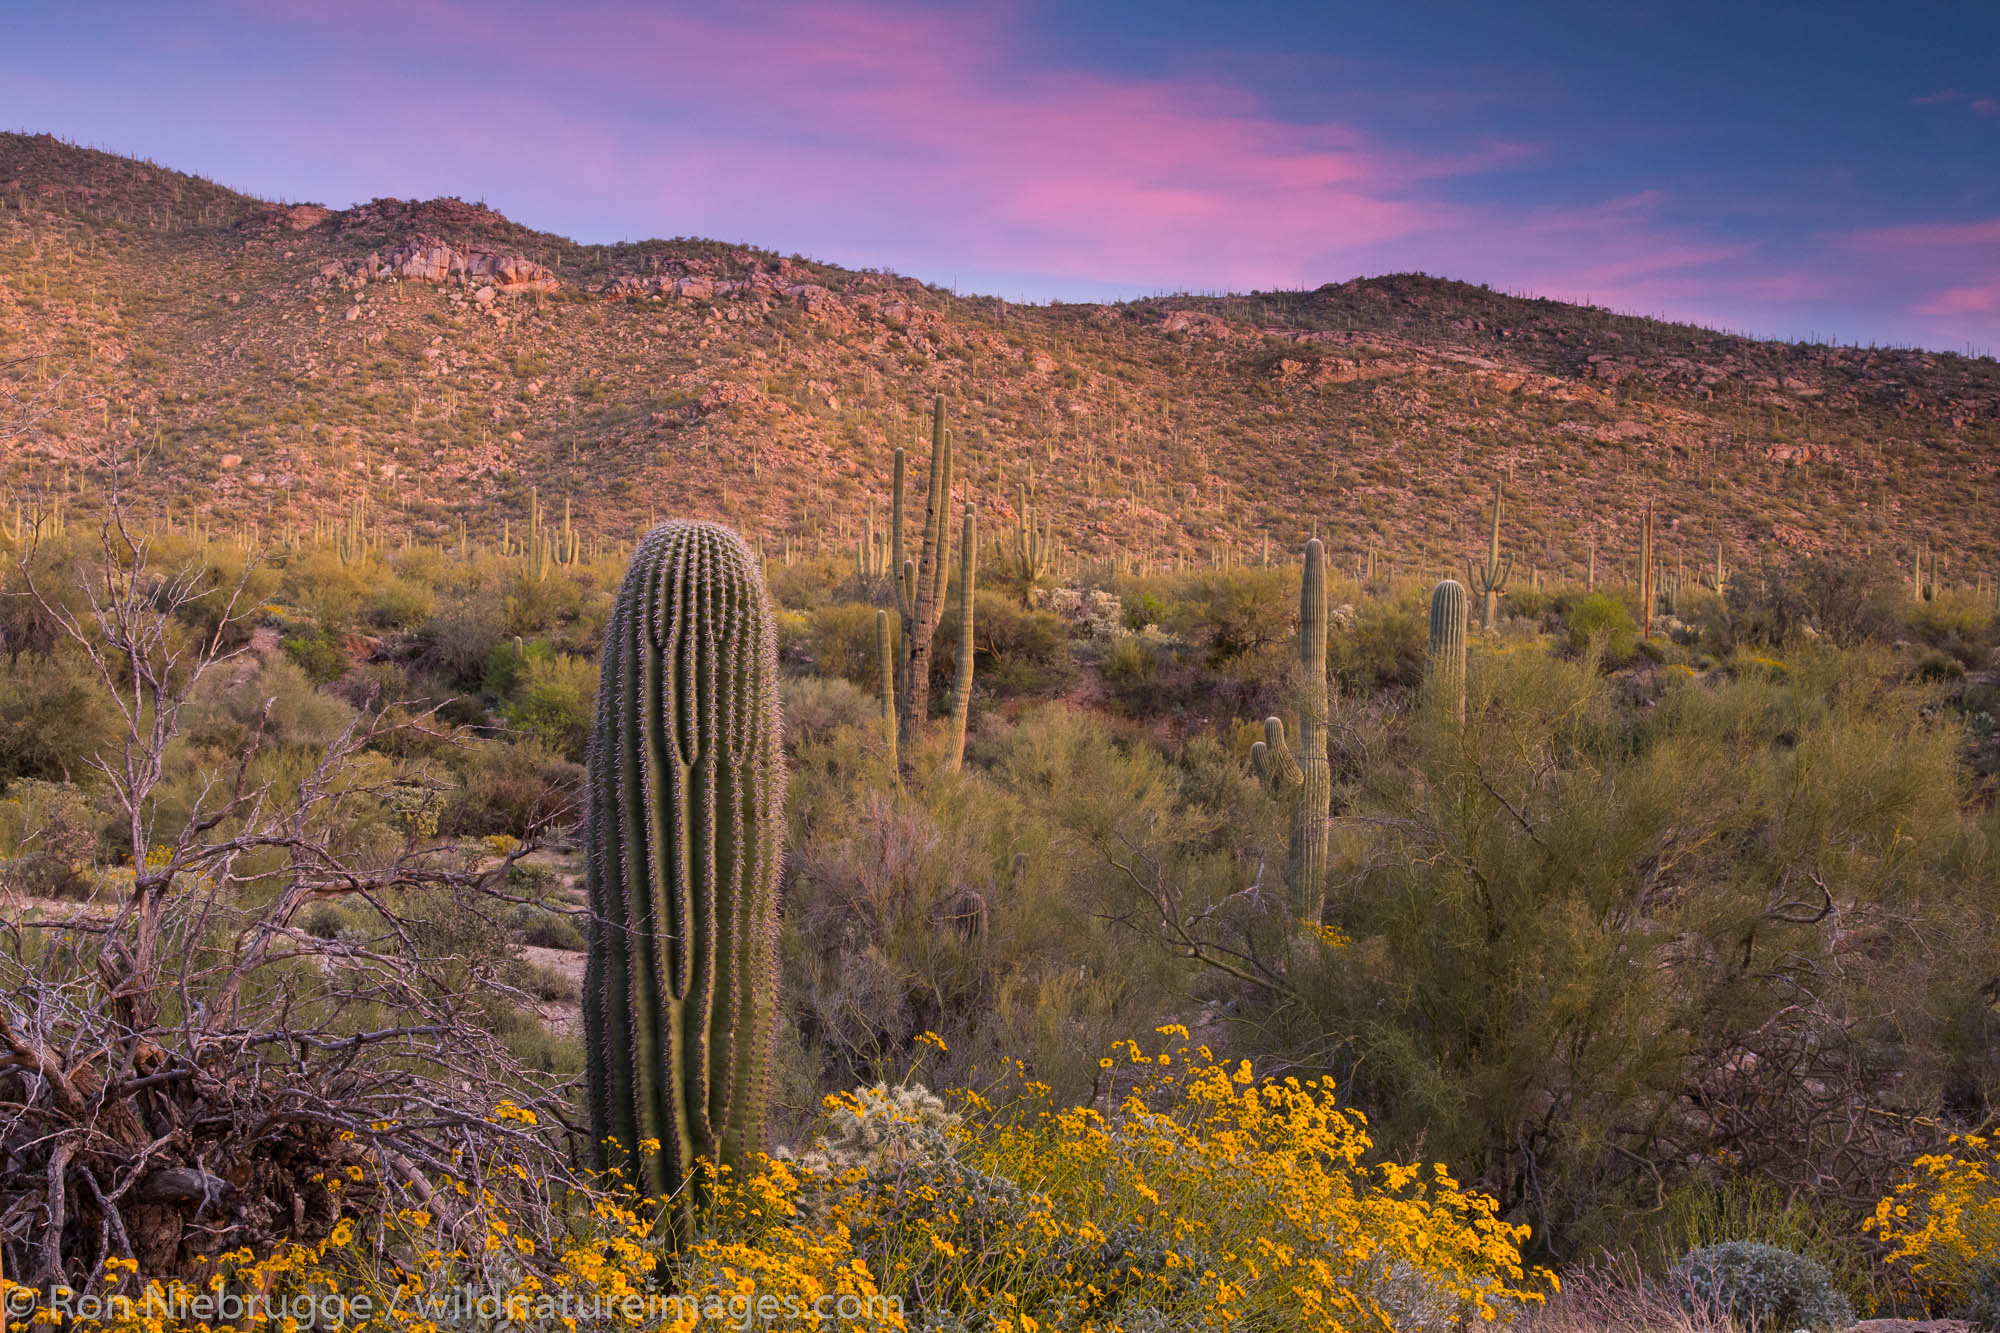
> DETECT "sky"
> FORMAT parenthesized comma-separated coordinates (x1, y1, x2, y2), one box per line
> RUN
(5, 0, 1998, 353)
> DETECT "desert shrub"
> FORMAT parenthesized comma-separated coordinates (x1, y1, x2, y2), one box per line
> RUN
(765, 553, 852, 611)
(415, 591, 510, 686)
(502, 652, 597, 761)
(509, 900, 586, 950)
(1667, 1242, 1851, 1331)
(1566, 591, 1638, 664)
(781, 674, 876, 744)
(365, 575, 435, 630)
(280, 624, 347, 684)
(1507, 585, 1552, 621)
(803, 601, 882, 686)
(443, 738, 581, 838)
(1728, 556, 1902, 646)
(1328, 593, 1427, 691)
(707, 1036, 1552, 1331)
(1872, 1133, 2000, 1323)
(934, 591, 1073, 699)
(1917, 647, 1966, 681)
(1641, 1175, 1874, 1309)
(499, 568, 584, 637)
(0, 649, 118, 784)
(0, 779, 98, 899)
(481, 635, 553, 697)
(1161, 566, 1294, 667)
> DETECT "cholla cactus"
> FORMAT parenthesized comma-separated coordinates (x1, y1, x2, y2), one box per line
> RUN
(582, 521, 785, 1242)
(787, 1082, 964, 1176)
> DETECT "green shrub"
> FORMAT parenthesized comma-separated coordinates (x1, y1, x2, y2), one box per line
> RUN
(281, 625, 347, 684)
(1668, 1242, 1851, 1331)
(934, 591, 1074, 699)
(1566, 591, 1638, 664)
(502, 653, 597, 761)
(366, 576, 436, 630)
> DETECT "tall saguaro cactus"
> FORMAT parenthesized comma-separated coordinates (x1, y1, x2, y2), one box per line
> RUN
(1467, 478, 1512, 632)
(946, 504, 977, 772)
(894, 395, 954, 747)
(1639, 500, 1656, 639)
(1251, 539, 1331, 921)
(876, 609, 898, 773)
(1427, 579, 1469, 723)
(583, 521, 785, 1241)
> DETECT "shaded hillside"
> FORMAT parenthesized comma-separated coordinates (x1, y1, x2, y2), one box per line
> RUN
(4, 131, 1998, 579)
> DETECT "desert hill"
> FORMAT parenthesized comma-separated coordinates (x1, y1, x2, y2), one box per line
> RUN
(4, 131, 1997, 579)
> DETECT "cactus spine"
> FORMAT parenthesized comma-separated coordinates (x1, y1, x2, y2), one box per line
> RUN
(583, 521, 785, 1241)
(946, 504, 977, 772)
(1466, 478, 1512, 632)
(1427, 579, 1469, 723)
(1252, 539, 1330, 921)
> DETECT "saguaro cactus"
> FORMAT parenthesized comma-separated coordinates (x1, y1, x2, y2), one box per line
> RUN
(583, 521, 785, 1241)
(894, 395, 954, 746)
(1699, 540, 1728, 598)
(1251, 539, 1330, 921)
(946, 504, 977, 772)
(876, 609, 898, 773)
(1009, 482, 1054, 585)
(1427, 579, 1469, 723)
(1467, 478, 1512, 632)
(1639, 500, 1656, 639)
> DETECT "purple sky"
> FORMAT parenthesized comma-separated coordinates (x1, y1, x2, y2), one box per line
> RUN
(6, 0, 1999, 353)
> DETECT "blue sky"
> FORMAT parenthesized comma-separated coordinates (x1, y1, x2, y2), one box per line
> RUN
(5, 0, 1997, 351)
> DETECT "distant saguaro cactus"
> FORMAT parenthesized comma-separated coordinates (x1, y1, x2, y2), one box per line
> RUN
(1700, 540, 1728, 598)
(876, 609, 898, 774)
(946, 504, 977, 772)
(1251, 539, 1330, 921)
(1427, 579, 1468, 723)
(1467, 478, 1512, 632)
(893, 395, 955, 750)
(1639, 500, 1656, 639)
(583, 521, 785, 1242)
(1009, 481, 1054, 585)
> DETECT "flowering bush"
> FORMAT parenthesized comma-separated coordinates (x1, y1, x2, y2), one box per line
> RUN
(1871, 1133, 2000, 1322)
(0, 1032, 1550, 1332)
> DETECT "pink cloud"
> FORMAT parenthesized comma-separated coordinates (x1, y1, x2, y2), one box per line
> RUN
(1913, 89, 2000, 116)
(1917, 285, 2000, 315)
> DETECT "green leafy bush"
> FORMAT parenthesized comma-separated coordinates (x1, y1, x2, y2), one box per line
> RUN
(1566, 591, 1638, 664)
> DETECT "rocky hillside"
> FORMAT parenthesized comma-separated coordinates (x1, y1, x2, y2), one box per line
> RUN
(4, 131, 1998, 578)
